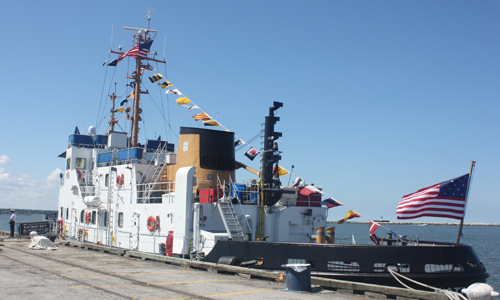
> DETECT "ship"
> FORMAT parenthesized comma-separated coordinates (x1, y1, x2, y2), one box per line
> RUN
(57, 17, 489, 291)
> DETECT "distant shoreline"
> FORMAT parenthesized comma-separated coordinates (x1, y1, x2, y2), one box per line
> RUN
(0, 208, 57, 216)
(330, 221, 500, 226)
(2, 209, 497, 226)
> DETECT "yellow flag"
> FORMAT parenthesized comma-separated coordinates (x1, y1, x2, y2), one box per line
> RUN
(176, 97, 192, 105)
(115, 107, 125, 113)
(337, 210, 361, 223)
(203, 120, 221, 127)
(158, 81, 172, 89)
(274, 166, 289, 178)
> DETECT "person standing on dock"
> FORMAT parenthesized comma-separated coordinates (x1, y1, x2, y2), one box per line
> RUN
(8, 209, 16, 237)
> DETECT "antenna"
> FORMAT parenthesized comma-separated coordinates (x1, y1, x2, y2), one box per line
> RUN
(148, 10, 152, 29)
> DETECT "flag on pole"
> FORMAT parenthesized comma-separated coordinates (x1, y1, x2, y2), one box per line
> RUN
(175, 97, 192, 105)
(337, 210, 360, 223)
(118, 40, 154, 63)
(149, 73, 164, 83)
(369, 222, 381, 245)
(114, 107, 125, 113)
(244, 148, 260, 161)
(397, 174, 469, 220)
(120, 98, 129, 106)
(165, 88, 182, 95)
(321, 198, 342, 208)
(193, 113, 211, 121)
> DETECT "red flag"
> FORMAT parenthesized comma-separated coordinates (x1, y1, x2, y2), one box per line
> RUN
(369, 222, 381, 245)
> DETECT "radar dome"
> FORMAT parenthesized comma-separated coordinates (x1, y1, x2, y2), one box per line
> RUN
(88, 126, 96, 135)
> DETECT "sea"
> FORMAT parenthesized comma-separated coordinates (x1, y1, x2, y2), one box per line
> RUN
(1, 214, 498, 291)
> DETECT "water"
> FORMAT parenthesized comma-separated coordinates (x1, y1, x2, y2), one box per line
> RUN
(0, 214, 46, 232)
(1, 215, 498, 291)
(334, 223, 500, 292)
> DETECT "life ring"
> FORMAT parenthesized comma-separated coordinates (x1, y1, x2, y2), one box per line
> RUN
(85, 212, 91, 224)
(155, 215, 160, 230)
(116, 174, 124, 186)
(147, 216, 156, 231)
(77, 170, 85, 183)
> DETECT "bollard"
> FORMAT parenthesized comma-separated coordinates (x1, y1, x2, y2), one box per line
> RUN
(326, 226, 335, 244)
(281, 263, 311, 292)
(315, 226, 325, 243)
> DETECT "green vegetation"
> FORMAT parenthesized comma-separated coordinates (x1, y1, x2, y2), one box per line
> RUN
(0, 208, 57, 215)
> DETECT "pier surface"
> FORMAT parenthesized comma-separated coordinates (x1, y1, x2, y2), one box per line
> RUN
(0, 232, 447, 300)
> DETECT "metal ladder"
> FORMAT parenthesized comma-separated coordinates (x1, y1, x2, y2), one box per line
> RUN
(216, 180, 245, 241)
(144, 144, 168, 200)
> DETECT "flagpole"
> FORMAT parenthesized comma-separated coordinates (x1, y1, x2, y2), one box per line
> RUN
(455, 161, 476, 246)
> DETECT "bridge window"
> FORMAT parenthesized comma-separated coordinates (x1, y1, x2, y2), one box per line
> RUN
(80, 210, 84, 223)
(75, 158, 86, 169)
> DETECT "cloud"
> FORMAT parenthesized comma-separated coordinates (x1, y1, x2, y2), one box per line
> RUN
(0, 168, 60, 210)
(0, 155, 12, 165)
(46, 168, 62, 185)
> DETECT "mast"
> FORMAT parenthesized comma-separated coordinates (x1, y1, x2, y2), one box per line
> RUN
(131, 33, 144, 148)
(109, 83, 117, 132)
(109, 12, 165, 147)
(261, 101, 283, 206)
(455, 161, 476, 246)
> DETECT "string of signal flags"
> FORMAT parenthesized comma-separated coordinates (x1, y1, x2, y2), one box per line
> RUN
(107, 45, 397, 243)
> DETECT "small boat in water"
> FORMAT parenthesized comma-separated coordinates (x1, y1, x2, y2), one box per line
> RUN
(57, 16, 489, 291)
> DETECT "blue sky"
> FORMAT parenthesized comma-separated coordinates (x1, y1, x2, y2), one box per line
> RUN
(0, 1, 498, 224)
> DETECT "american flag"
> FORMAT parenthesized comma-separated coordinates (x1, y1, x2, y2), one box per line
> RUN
(118, 40, 154, 62)
(396, 174, 469, 220)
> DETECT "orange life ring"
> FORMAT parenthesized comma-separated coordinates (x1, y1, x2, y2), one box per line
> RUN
(77, 170, 85, 183)
(147, 216, 156, 231)
(155, 215, 160, 230)
(116, 174, 124, 186)
(85, 212, 91, 224)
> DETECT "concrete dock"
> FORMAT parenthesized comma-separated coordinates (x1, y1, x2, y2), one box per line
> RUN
(0, 233, 447, 300)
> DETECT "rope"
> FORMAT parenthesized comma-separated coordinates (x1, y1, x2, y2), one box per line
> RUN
(387, 269, 467, 300)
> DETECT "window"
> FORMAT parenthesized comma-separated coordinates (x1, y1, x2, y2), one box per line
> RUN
(103, 211, 108, 227)
(118, 212, 124, 228)
(425, 264, 464, 273)
(105, 174, 110, 187)
(92, 211, 97, 224)
(65, 208, 69, 220)
(75, 158, 86, 169)
(66, 158, 71, 170)
(60, 207, 63, 219)
(327, 261, 360, 272)
(374, 263, 410, 273)
(80, 210, 84, 223)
